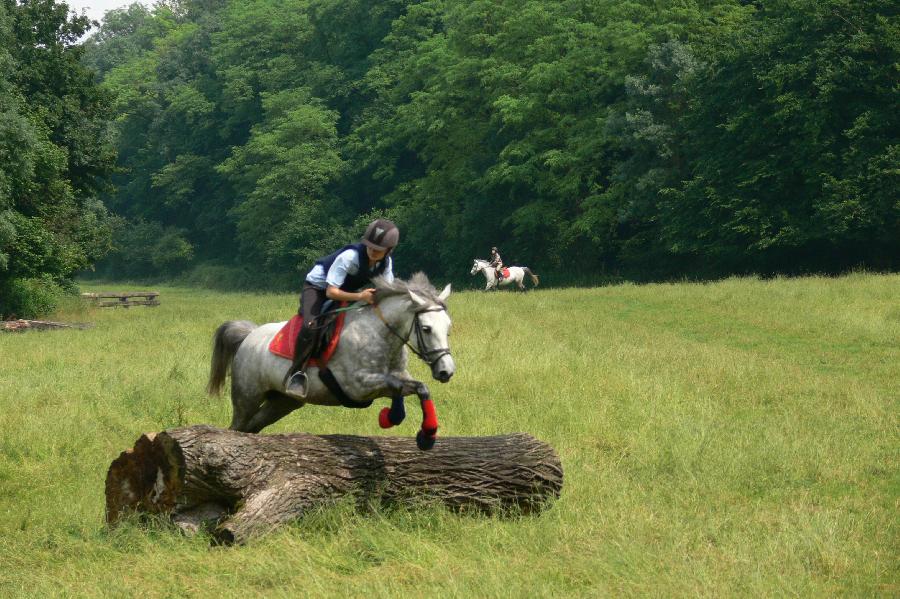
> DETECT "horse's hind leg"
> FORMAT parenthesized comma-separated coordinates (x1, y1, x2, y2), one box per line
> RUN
(244, 391, 302, 433)
(229, 380, 263, 432)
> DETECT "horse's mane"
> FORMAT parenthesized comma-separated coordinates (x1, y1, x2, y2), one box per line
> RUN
(374, 272, 445, 307)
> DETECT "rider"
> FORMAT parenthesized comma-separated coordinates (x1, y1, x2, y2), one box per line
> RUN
(489, 246, 504, 281)
(285, 218, 399, 397)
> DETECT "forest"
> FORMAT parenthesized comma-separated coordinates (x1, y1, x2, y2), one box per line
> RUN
(1, 0, 898, 316)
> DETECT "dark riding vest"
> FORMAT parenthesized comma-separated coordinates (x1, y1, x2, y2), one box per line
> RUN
(314, 243, 390, 292)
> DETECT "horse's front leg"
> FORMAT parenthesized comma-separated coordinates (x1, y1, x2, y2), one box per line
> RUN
(369, 373, 438, 450)
(374, 373, 409, 429)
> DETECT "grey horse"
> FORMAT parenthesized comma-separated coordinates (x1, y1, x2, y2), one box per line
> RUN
(207, 273, 454, 450)
(470, 258, 540, 291)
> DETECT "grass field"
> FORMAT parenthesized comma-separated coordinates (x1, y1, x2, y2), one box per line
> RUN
(0, 273, 897, 597)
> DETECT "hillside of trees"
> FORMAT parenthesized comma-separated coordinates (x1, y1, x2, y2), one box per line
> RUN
(2, 0, 898, 316)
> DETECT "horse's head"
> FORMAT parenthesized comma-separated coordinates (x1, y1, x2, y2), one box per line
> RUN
(407, 284, 455, 383)
(470, 259, 485, 275)
(375, 273, 456, 383)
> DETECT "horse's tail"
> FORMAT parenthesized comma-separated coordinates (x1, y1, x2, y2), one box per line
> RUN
(207, 320, 257, 396)
(524, 267, 540, 287)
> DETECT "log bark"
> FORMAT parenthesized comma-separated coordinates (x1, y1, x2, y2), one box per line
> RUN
(106, 425, 563, 544)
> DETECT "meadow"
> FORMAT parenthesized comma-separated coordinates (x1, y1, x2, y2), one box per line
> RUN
(0, 273, 897, 597)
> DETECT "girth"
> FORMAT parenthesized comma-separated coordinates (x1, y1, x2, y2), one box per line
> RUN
(318, 367, 373, 409)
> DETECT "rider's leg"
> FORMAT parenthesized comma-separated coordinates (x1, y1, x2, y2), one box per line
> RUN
(285, 284, 326, 395)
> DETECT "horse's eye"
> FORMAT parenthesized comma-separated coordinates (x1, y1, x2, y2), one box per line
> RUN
(422, 326, 432, 334)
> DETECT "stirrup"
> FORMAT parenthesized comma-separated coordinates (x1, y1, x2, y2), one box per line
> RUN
(286, 371, 309, 399)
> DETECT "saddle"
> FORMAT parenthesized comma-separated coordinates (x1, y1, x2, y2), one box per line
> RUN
(268, 301, 348, 367)
(498, 267, 510, 279)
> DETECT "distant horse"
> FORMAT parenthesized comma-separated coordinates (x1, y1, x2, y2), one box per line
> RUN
(470, 259, 540, 291)
(207, 274, 454, 450)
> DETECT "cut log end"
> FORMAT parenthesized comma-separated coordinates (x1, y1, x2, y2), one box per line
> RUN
(105, 432, 184, 523)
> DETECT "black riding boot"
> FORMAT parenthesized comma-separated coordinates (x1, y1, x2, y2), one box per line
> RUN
(285, 324, 318, 398)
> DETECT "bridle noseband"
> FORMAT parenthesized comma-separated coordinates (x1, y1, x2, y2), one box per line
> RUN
(373, 304, 452, 366)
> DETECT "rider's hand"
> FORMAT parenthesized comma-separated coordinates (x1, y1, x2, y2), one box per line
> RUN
(358, 288, 377, 304)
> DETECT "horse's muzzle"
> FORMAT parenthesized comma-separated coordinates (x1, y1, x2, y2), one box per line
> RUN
(432, 356, 455, 383)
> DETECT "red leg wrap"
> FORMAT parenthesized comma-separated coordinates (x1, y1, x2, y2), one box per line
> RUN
(420, 398, 438, 435)
(378, 407, 393, 429)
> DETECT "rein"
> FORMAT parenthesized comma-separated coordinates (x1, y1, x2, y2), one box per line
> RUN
(372, 303, 451, 366)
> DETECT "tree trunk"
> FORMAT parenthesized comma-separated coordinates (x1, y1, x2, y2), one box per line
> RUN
(105, 425, 563, 544)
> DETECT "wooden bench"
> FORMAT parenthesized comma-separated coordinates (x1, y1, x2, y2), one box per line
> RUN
(81, 291, 160, 308)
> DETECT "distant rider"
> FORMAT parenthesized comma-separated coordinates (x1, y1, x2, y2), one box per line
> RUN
(489, 246, 504, 281)
(285, 218, 399, 397)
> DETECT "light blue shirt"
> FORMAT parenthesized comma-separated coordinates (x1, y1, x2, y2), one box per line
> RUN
(305, 249, 394, 289)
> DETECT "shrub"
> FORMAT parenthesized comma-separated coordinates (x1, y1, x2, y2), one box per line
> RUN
(0, 276, 70, 320)
(94, 219, 194, 279)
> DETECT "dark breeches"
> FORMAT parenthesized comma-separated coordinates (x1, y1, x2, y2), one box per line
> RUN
(299, 282, 327, 327)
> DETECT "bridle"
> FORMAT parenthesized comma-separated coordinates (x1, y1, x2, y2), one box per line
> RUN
(372, 303, 452, 366)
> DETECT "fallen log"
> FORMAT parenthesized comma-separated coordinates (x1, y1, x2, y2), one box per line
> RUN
(106, 425, 563, 544)
(1, 319, 92, 332)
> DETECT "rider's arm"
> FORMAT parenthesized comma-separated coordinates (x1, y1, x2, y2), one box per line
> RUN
(326, 285, 374, 303)
(325, 250, 376, 304)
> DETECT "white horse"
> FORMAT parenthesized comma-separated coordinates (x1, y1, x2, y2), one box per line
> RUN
(207, 273, 454, 450)
(470, 258, 540, 291)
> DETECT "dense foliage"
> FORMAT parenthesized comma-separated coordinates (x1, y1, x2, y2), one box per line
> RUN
(0, 0, 115, 317)
(5, 0, 898, 303)
(82, 0, 897, 286)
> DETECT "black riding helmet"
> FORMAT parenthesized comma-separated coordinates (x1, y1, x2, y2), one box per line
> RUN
(362, 218, 400, 252)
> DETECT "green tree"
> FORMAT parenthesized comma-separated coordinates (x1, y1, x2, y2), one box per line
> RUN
(660, 0, 899, 273)
(1, 0, 115, 318)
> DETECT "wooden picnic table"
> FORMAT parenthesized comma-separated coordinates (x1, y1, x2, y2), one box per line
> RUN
(80, 291, 160, 308)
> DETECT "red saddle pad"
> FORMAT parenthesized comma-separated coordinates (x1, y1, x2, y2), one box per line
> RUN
(501, 268, 510, 278)
(268, 308, 348, 367)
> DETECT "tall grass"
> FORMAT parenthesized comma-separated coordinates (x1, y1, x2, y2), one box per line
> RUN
(0, 273, 897, 597)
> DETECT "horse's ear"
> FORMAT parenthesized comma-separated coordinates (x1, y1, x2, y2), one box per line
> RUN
(408, 290, 429, 307)
(438, 284, 451, 301)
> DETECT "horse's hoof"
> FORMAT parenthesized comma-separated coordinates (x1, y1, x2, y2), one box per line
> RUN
(416, 430, 436, 451)
(379, 407, 393, 429)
